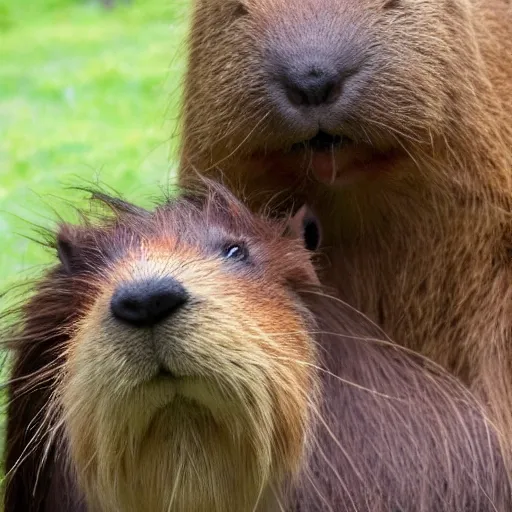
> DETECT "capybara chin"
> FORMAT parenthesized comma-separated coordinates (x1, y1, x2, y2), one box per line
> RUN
(180, 0, 512, 466)
(3, 182, 511, 511)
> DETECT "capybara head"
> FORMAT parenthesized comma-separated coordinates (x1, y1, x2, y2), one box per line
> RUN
(182, 0, 510, 194)
(34, 181, 322, 511)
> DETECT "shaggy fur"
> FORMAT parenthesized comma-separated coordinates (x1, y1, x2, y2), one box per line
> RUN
(179, 0, 512, 470)
(2, 182, 317, 512)
(2, 182, 511, 510)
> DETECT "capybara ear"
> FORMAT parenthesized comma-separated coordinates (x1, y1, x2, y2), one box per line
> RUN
(56, 224, 84, 274)
(289, 205, 322, 251)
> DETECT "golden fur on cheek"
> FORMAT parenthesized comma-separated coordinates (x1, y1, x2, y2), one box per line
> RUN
(58, 248, 317, 512)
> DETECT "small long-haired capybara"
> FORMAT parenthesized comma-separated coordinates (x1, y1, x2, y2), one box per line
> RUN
(179, 0, 512, 473)
(2, 180, 511, 511)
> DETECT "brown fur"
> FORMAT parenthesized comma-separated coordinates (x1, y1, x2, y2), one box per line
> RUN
(2, 181, 511, 510)
(179, 0, 512, 470)
(2, 182, 317, 511)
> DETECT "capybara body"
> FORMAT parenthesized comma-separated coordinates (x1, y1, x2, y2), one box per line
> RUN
(180, 0, 512, 465)
(3, 182, 511, 511)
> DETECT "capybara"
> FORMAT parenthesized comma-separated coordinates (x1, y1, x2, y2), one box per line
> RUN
(179, 0, 512, 468)
(2, 181, 510, 511)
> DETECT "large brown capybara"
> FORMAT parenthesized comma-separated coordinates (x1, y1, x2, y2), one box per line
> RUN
(2, 181, 510, 511)
(179, 0, 512, 470)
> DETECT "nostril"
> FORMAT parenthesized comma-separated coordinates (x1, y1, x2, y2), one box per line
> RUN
(120, 298, 140, 313)
(149, 291, 184, 320)
(283, 65, 343, 107)
(286, 85, 308, 107)
(325, 81, 342, 104)
(113, 296, 145, 325)
(111, 277, 188, 328)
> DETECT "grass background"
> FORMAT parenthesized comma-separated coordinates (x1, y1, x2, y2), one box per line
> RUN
(0, 0, 190, 284)
(0, 0, 190, 486)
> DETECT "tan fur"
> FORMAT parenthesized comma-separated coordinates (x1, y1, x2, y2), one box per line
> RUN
(179, 0, 512, 465)
(56, 221, 317, 511)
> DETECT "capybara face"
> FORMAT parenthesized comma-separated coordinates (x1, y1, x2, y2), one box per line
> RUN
(184, 0, 468, 186)
(54, 184, 320, 511)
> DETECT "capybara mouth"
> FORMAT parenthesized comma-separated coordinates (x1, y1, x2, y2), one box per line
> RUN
(255, 130, 402, 186)
(156, 367, 177, 380)
(291, 131, 350, 153)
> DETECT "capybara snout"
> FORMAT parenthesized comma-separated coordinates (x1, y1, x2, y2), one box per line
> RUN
(262, 6, 368, 129)
(184, 0, 465, 186)
(110, 276, 189, 328)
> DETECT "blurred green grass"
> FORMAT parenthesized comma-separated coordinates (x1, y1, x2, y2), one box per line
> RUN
(0, 0, 190, 487)
(0, 0, 190, 285)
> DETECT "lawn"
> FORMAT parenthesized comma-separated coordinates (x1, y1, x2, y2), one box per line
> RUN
(0, 0, 190, 488)
(0, 0, 190, 286)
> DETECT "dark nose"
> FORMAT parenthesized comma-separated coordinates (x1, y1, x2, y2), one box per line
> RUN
(110, 277, 188, 328)
(282, 59, 345, 107)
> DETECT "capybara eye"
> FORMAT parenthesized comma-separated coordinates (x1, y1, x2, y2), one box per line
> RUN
(222, 243, 248, 261)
